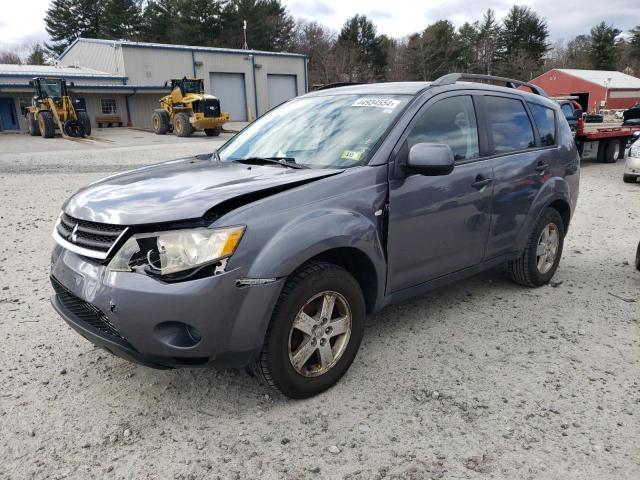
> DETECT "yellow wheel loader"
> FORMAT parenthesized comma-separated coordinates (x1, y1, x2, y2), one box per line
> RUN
(152, 77, 230, 137)
(25, 77, 91, 138)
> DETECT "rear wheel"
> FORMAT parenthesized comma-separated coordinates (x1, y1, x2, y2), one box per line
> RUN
(508, 208, 565, 287)
(602, 139, 621, 163)
(204, 127, 222, 137)
(27, 112, 40, 136)
(253, 262, 365, 399)
(38, 111, 55, 138)
(77, 111, 91, 136)
(151, 110, 169, 135)
(174, 112, 193, 137)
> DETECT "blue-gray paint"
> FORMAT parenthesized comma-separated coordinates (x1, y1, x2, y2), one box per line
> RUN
(50, 80, 580, 370)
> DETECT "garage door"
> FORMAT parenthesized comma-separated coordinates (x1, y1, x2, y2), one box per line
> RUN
(210, 72, 247, 121)
(267, 75, 298, 109)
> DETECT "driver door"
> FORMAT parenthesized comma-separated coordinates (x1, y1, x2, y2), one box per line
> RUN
(386, 93, 494, 293)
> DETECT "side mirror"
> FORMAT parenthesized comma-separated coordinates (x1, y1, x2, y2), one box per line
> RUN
(633, 131, 640, 138)
(406, 143, 455, 176)
(572, 108, 583, 120)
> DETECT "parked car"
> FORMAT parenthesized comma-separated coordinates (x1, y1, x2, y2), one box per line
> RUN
(623, 132, 640, 183)
(50, 74, 580, 398)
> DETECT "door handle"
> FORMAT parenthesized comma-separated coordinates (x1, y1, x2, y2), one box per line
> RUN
(471, 175, 493, 189)
(536, 162, 549, 172)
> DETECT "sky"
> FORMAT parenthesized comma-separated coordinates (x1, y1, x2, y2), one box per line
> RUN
(0, 0, 638, 51)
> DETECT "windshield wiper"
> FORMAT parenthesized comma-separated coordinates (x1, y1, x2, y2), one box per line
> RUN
(233, 156, 308, 169)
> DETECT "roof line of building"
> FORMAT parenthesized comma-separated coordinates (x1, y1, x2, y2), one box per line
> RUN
(59, 37, 308, 61)
(0, 72, 127, 81)
(0, 82, 167, 92)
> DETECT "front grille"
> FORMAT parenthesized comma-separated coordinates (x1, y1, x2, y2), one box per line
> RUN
(51, 276, 123, 339)
(201, 98, 221, 118)
(56, 212, 126, 255)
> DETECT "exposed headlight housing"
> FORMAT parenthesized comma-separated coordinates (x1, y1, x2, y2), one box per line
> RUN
(109, 226, 245, 278)
(629, 145, 640, 158)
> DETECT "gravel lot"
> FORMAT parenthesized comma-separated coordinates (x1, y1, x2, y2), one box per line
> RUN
(1, 129, 639, 480)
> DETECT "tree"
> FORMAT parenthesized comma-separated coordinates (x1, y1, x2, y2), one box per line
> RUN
(336, 15, 387, 81)
(476, 9, 501, 75)
(26, 44, 48, 65)
(292, 20, 336, 86)
(498, 5, 549, 79)
(220, 0, 294, 51)
(566, 35, 592, 69)
(0, 51, 22, 64)
(102, 0, 143, 40)
(44, 0, 103, 55)
(589, 22, 621, 70)
(404, 20, 460, 80)
(457, 22, 479, 72)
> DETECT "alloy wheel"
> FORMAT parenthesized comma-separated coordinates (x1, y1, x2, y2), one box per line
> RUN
(288, 291, 352, 377)
(536, 223, 559, 274)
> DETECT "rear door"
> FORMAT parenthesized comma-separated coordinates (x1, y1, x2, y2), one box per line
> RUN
(386, 92, 494, 292)
(478, 93, 553, 259)
(0, 98, 19, 130)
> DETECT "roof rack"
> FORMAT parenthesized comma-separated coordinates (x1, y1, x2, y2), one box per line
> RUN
(314, 82, 363, 91)
(432, 73, 547, 97)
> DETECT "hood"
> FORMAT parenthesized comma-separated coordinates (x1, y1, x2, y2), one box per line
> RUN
(63, 156, 341, 225)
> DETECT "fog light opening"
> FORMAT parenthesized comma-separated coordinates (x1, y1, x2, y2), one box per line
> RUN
(154, 321, 202, 348)
(185, 324, 202, 343)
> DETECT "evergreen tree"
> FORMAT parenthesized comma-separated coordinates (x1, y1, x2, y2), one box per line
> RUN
(336, 15, 387, 81)
(405, 20, 460, 80)
(476, 9, 501, 75)
(588, 22, 621, 70)
(44, 0, 80, 55)
(27, 44, 48, 65)
(498, 5, 548, 79)
(102, 0, 143, 40)
(220, 0, 294, 51)
(457, 22, 478, 72)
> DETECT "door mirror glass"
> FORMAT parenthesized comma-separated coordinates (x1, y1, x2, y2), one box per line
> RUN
(406, 143, 455, 176)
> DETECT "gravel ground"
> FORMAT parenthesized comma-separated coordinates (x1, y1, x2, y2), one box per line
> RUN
(0, 130, 639, 480)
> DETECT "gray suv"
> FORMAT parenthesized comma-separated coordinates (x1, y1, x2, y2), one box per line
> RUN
(50, 74, 580, 398)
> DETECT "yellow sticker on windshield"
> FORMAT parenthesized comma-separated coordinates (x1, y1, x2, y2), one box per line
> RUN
(340, 150, 363, 161)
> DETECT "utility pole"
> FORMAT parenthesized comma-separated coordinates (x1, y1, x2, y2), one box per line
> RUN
(243, 20, 248, 50)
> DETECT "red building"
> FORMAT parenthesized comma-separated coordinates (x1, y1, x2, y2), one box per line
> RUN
(530, 69, 640, 112)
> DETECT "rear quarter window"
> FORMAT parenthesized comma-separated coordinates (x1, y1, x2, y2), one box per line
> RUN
(528, 103, 557, 147)
(484, 96, 535, 154)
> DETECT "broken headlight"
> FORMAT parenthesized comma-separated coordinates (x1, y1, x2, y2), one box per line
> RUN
(109, 226, 245, 277)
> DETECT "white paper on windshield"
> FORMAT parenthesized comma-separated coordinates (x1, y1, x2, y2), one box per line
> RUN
(351, 98, 401, 109)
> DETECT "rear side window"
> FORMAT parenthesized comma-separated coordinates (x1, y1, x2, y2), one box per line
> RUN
(407, 95, 479, 162)
(484, 96, 535, 154)
(560, 103, 574, 119)
(528, 103, 556, 146)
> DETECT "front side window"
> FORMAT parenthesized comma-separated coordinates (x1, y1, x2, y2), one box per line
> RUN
(101, 98, 117, 115)
(219, 94, 411, 169)
(528, 102, 556, 147)
(407, 95, 479, 161)
(484, 96, 535, 154)
(39, 80, 62, 98)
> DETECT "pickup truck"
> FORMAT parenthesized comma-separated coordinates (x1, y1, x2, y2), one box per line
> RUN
(557, 100, 640, 163)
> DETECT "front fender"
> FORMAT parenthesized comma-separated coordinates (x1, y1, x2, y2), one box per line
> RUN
(515, 176, 571, 251)
(247, 208, 386, 284)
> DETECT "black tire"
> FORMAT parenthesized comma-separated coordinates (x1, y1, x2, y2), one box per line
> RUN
(507, 208, 565, 287)
(204, 127, 222, 137)
(27, 112, 40, 136)
(636, 242, 640, 271)
(174, 112, 193, 137)
(37, 111, 55, 138)
(603, 139, 620, 163)
(253, 262, 365, 399)
(152, 110, 169, 135)
(63, 119, 84, 137)
(623, 174, 637, 183)
(77, 111, 91, 136)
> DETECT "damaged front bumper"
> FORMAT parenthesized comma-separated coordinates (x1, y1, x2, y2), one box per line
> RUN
(50, 245, 284, 369)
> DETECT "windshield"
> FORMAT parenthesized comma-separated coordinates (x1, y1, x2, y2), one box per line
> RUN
(219, 94, 411, 169)
(39, 80, 62, 98)
(179, 80, 203, 94)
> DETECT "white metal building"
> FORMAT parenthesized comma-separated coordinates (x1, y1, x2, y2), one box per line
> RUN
(59, 38, 308, 125)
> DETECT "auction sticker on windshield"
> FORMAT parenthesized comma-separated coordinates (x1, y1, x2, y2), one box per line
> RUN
(351, 98, 401, 109)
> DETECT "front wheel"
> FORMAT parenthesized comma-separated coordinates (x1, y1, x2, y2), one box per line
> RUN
(77, 111, 91, 136)
(623, 174, 637, 184)
(508, 208, 565, 287)
(254, 262, 365, 398)
(27, 112, 40, 136)
(636, 242, 640, 271)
